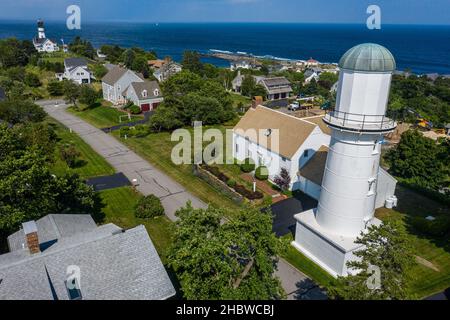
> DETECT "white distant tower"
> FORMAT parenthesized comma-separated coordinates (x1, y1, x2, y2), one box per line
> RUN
(37, 19, 46, 39)
(292, 43, 397, 277)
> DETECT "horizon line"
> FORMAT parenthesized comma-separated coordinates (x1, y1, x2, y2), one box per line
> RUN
(0, 18, 449, 26)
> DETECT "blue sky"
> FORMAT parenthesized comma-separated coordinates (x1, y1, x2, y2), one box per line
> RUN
(0, 0, 449, 24)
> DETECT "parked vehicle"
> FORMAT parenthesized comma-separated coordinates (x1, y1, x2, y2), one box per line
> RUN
(288, 102, 300, 111)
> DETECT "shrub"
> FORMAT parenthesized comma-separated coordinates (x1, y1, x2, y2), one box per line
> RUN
(240, 158, 255, 173)
(135, 194, 165, 219)
(120, 126, 130, 137)
(274, 168, 291, 191)
(134, 124, 149, 137)
(129, 104, 141, 114)
(255, 166, 269, 180)
(227, 179, 237, 188)
(60, 144, 81, 168)
(47, 81, 64, 96)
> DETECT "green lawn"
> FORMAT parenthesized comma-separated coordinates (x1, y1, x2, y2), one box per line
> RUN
(68, 102, 143, 128)
(49, 119, 115, 179)
(375, 186, 450, 298)
(98, 187, 174, 263)
(111, 129, 241, 213)
(230, 92, 251, 108)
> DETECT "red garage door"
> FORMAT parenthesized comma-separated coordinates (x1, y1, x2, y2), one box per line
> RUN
(141, 104, 150, 112)
(152, 102, 160, 110)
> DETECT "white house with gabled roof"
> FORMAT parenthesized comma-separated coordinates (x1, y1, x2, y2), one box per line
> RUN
(232, 105, 397, 209)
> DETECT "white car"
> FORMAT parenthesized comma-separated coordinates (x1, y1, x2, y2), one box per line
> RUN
(288, 102, 300, 111)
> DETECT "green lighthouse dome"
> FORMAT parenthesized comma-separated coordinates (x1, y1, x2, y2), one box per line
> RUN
(338, 43, 396, 72)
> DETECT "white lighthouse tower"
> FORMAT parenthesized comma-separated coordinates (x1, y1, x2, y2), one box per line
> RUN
(37, 19, 46, 39)
(292, 43, 397, 277)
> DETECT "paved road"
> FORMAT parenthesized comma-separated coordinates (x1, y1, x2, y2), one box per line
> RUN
(39, 99, 207, 221)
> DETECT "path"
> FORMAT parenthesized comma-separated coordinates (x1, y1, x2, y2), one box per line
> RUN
(100, 111, 154, 133)
(275, 258, 327, 300)
(39, 99, 207, 221)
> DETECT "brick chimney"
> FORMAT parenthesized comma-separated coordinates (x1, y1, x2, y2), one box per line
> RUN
(23, 221, 40, 254)
(252, 96, 263, 109)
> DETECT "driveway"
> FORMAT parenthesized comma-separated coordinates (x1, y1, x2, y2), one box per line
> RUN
(271, 191, 318, 237)
(275, 258, 327, 300)
(101, 111, 154, 133)
(39, 99, 207, 221)
(86, 172, 131, 191)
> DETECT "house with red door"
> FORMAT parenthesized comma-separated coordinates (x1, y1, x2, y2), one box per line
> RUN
(102, 66, 163, 112)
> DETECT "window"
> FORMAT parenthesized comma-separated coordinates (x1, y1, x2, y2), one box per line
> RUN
(303, 150, 309, 158)
(235, 143, 239, 153)
(281, 156, 287, 162)
(154, 89, 160, 96)
(367, 178, 376, 195)
(142, 90, 148, 98)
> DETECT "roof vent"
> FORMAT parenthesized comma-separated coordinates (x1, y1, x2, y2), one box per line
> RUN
(264, 129, 272, 137)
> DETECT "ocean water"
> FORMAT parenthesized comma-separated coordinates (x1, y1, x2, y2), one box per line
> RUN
(0, 21, 449, 75)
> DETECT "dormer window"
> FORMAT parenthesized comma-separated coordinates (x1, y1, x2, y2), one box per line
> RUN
(142, 90, 148, 98)
(154, 89, 159, 96)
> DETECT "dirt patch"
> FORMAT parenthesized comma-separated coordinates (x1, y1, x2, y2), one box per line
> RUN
(415, 255, 440, 272)
(240, 173, 287, 203)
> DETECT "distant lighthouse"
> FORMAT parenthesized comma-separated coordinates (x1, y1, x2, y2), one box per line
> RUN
(293, 43, 397, 277)
(37, 19, 46, 39)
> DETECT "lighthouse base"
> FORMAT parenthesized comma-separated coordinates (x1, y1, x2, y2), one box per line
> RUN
(292, 209, 381, 278)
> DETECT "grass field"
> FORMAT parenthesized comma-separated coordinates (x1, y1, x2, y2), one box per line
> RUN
(230, 92, 251, 108)
(375, 185, 450, 298)
(68, 102, 143, 128)
(98, 187, 174, 263)
(49, 119, 115, 179)
(111, 129, 241, 212)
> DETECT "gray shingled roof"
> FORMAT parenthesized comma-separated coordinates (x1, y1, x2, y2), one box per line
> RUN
(261, 77, 291, 87)
(130, 81, 162, 100)
(339, 43, 396, 72)
(65, 58, 88, 69)
(102, 66, 144, 86)
(7, 214, 97, 252)
(0, 215, 176, 300)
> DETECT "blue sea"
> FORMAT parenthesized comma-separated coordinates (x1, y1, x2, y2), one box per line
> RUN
(0, 21, 449, 75)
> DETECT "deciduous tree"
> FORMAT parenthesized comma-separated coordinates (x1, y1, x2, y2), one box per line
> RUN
(168, 204, 285, 300)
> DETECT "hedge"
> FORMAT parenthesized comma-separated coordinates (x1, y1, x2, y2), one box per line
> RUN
(240, 158, 255, 173)
(255, 166, 269, 180)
